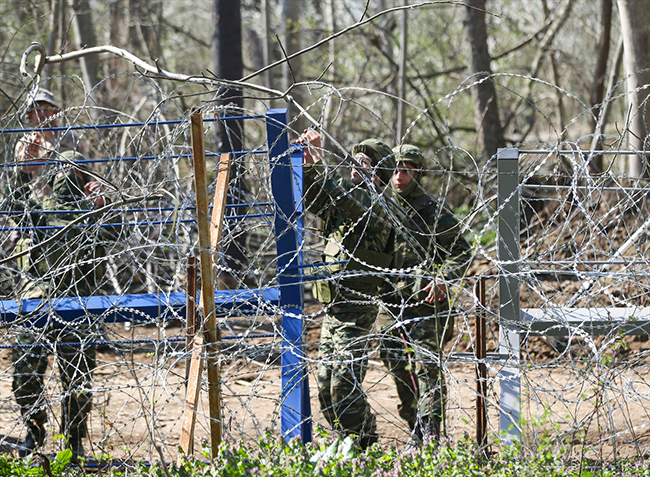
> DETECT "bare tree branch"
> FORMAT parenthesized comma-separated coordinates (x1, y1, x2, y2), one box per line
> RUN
(240, 1, 487, 82)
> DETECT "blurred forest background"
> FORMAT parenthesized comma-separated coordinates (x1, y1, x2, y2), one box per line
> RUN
(2, 0, 650, 203)
(3, 1, 650, 456)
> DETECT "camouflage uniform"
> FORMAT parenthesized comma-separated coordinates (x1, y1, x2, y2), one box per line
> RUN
(379, 145, 472, 439)
(4, 87, 86, 257)
(13, 88, 87, 182)
(305, 139, 395, 444)
(9, 151, 109, 449)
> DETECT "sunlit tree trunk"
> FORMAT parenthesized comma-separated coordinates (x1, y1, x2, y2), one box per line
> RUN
(212, 0, 247, 290)
(463, 0, 505, 162)
(262, 0, 274, 91)
(617, 0, 650, 177)
(70, 0, 99, 89)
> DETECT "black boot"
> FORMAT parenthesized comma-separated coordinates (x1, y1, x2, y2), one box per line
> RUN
(358, 433, 378, 450)
(409, 419, 423, 442)
(19, 422, 45, 457)
(421, 415, 442, 441)
(68, 438, 85, 462)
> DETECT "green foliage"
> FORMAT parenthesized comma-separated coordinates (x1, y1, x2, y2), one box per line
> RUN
(0, 448, 72, 477)
(4, 431, 650, 476)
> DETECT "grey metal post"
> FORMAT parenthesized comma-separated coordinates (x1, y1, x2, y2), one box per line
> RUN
(497, 148, 521, 443)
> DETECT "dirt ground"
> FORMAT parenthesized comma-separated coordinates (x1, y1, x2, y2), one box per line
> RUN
(1, 295, 650, 463)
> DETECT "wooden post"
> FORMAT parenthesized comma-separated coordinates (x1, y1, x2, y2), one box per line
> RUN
(475, 277, 488, 448)
(179, 257, 204, 460)
(186, 256, 198, 375)
(183, 257, 197, 454)
(210, 154, 232, 264)
(180, 109, 231, 459)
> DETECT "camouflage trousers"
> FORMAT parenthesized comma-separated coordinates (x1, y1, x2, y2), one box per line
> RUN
(317, 306, 377, 438)
(12, 325, 96, 440)
(377, 305, 452, 428)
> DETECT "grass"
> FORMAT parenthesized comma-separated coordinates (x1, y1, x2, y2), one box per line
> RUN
(4, 430, 650, 476)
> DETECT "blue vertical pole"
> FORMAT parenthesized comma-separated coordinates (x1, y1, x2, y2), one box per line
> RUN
(265, 108, 311, 442)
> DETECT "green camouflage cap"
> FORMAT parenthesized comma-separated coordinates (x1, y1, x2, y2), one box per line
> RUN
(25, 88, 59, 112)
(393, 144, 426, 170)
(352, 138, 395, 184)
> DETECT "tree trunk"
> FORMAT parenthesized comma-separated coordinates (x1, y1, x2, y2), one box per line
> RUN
(57, 0, 68, 100)
(589, 0, 613, 171)
(43, 0, 61, 89)
(590, 34, 624, 168)
(262, 0, 274, 91)
(463, 0, 505, 162)
(542, 0, 566, 142)
(128, 0, 162, 60)
(281, 0, 304, 131)
(396, 1, 408, 140)
(617, 0, 650, 177)
(592, 0, 613, 112)
(70, 0, 99, 89)
(212, 0, 247, 290)
(378, 0, 398, 135)
(322, 0, 337, 131)
(212, 0, 243, 152)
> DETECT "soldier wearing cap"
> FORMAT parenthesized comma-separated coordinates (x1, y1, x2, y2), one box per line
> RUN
(6, 88, 89, 249)
(297, 129, 395, 448)
(15, 87, 87, 176)
(379, 144, 472, 444)
(9, 149, 109, 459)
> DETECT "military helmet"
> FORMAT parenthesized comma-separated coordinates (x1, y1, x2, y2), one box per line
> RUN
(351, 138, 395, 184)
(25, 88, 59, 112)
(393, 144, 426, 170)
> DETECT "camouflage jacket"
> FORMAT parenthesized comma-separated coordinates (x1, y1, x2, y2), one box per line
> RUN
(389, 184, 472, 308)
(8, 169, 109, 300)
(304, 161, 394, 306)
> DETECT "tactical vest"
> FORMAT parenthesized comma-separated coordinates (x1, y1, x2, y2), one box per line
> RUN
(313, 217, 394, 304)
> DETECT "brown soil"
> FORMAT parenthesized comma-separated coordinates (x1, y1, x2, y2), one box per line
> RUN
(0, 293, 648, 463)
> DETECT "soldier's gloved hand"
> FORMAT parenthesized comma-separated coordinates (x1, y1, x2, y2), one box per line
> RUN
(84, 181, 105, 207)
(20, 132, 44, 172)
(296, 129, 322, 164)
(8, 230, 21, 252)
(423, 278, 447, 304)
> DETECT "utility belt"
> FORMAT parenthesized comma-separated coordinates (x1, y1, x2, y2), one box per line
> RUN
(384, 268, 433, 305)
(313, 247, 393, 304)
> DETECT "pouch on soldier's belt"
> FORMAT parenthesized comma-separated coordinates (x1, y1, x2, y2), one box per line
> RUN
(313, 240, 393, 304)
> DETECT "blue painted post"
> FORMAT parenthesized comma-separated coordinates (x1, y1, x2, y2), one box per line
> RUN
(265, 109, 311, 442)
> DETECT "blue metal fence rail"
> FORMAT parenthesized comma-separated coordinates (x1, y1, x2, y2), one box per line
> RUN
(0, 108, 312, 443)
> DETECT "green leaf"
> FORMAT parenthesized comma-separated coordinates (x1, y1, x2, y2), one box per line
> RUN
(54, 448, 73, 466)
(339, 436, 356, 460)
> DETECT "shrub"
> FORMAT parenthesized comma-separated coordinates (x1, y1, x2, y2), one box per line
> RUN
(4, 431, 650, 476)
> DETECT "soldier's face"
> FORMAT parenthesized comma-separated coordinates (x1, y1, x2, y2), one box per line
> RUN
(351, 152, 374, 185)
(27, 101, 58, 125)
(392, 161, 416, 191)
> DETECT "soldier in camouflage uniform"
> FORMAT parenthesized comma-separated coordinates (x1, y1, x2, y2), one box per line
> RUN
(5, 88, 87, 255)
(379, 144, 472, 443)
(8, 148, 109, 458)
(13, 88, 87, 175)
(297, 129, 395, 448)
